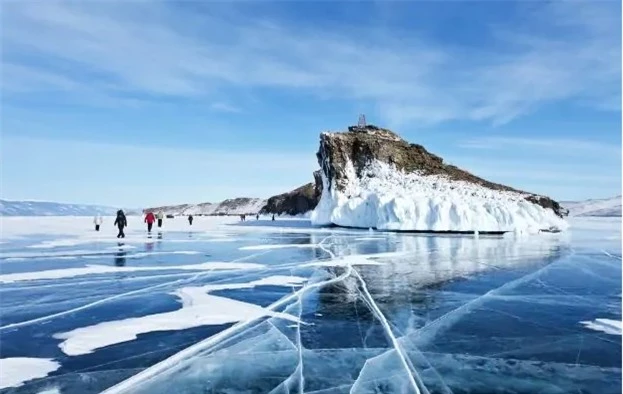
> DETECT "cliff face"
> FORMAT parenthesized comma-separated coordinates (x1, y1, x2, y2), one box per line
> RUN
(260, 171, 323, 215)
(317, 125, 567, 218)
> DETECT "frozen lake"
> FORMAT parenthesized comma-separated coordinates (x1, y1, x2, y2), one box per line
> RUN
(0, 216, 620, 394)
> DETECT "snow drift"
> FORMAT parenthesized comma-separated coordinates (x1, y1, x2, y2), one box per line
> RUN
(310, 125, 568, 233)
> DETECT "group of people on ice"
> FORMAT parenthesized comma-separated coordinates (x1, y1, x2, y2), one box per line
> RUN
(93, 210, 194, 238)
(95, 210, 274, 237)
(143, 211, 171, 232)
(240, 214, 275, 221)
(92, 210, 133, 238)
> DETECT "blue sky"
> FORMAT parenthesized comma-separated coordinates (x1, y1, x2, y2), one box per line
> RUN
(2, 0, 621, 208)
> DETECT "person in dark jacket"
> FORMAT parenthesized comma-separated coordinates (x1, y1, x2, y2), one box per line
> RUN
(114, 210, 127, 238)
(188, 214, 193, 226)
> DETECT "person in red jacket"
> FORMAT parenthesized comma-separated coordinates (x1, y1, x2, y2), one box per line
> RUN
(144, 211, 156, 232)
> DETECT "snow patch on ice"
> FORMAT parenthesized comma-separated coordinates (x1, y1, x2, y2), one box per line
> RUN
(128, 251, 200, 258)
(36, 389, 61, 394)
(301, 255, 384, 268)
(0, 262, 265, 283)
(202, 275, 307, 292)
(0, 358, 60, 389)
(1, 249, 112, 259)
(580, 318, 622, 336)
(105, 244, 137, 250)
(53, 275, 306, 355)
(311, 160, 568, 233)
(239, 244, 317, 251)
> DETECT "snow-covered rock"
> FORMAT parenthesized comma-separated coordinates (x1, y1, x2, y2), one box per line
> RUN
(562, 196, 621, 217)
(310, 125, 568, 233)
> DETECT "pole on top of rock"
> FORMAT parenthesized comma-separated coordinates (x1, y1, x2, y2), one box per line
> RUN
(358, 114, 366, 128)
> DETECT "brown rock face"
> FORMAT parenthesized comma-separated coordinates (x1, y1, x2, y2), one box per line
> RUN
(260, 171, 323, 215)
(317, 125, 568, 218)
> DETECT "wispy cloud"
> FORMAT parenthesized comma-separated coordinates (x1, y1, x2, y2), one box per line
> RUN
(458, 136, 622, 156)
(447, 133, 621, 200)
(1, 1, 620, 126)
(209, 102, 241, 113)
(444, 153, 621, 201)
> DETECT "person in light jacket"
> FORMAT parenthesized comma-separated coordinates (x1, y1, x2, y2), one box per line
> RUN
(93, 214, 103, 231)
(156, 211, 164, 228)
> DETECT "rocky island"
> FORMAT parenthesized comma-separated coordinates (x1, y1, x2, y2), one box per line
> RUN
(146, 123, 568, 233)
(308, 124, 567, 233)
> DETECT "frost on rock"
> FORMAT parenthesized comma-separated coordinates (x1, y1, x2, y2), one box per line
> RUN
(312, 160, 568, 233)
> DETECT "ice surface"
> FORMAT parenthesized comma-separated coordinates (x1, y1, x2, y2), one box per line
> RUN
(0, 358, 60, 389)
(240, 244, 319, 251)
(311, 160, 568, 233)
(53, 275, 306, 356)
(0, 262, 265, 283)
(0, 216, 619, 394)
(300, 255, 384, 267)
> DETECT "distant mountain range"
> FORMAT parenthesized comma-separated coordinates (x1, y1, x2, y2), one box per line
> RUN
(144, 198, 266, 216)
(0, 200, 140, 216)
(562, 196, 621, 217)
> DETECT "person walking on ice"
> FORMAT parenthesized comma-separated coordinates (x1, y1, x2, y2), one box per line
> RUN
(145, 211, 156, 232)
(156, 211, 164, 228)
(93, 214, 103, 231)
(114, 210, 127, 238)
(188, 214, 194, 226)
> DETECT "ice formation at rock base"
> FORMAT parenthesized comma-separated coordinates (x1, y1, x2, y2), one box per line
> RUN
(312, 160, 568, 233)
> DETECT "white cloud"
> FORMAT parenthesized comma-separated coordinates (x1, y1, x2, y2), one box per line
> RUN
(1, 1, 620, 126)
(442, 132, 621, 201)
(210, 102, 241, 113)
(446, 155, 621, 201)
(457, 136, 622, 156)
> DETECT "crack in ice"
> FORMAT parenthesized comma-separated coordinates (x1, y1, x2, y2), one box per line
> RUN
(101, 262, 353, 394)
(0, 250, 275, 331)
(351, 266, 427, 394)
(410, 256, 564, 346)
